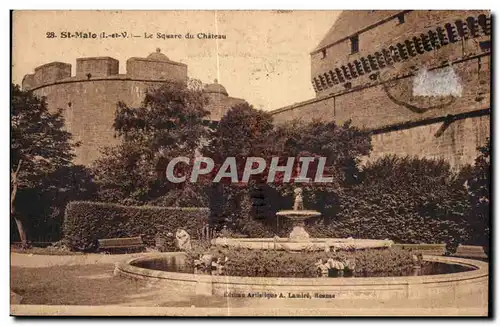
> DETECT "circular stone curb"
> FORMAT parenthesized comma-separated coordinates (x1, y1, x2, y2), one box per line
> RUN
(115, 253, 488, 300)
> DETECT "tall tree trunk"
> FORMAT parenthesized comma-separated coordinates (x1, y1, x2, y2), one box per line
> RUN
(11, 160, 28, 248)
(14, 217, 28, 248)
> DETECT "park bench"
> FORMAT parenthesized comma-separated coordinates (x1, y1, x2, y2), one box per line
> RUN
(98, 236, 145, 253)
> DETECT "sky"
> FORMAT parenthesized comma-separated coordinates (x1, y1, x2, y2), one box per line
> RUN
(12, 10, 340, 111)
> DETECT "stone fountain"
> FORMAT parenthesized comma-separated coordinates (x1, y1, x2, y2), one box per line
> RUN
(116, 185, 487, 303)
(211, 186, 394, 251)
(276, 187, 321, 242)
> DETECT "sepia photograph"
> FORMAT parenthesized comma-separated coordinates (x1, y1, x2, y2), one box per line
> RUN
(9, 9, 491, 317)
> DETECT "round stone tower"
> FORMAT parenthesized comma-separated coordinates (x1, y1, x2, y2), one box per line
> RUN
(203, 79, 245, 120)
(23, 49, 244, 165)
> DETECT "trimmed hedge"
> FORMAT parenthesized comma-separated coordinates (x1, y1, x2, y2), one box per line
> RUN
(63, 201, 209, 251)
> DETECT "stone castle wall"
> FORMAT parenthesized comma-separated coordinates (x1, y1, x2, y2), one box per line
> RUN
(126, 57, 188, 81)
(271, 10, 491, 169)
(21, 11, 491, 169)
(22, 53, 242, 165)
(76, 57, 119, 77)
(369, 115, 490, 168)
(272, 53, 490, 129)
(205, 92, 246, 121)
(31, 79, 169, 165)
(310, 10, 490, 98)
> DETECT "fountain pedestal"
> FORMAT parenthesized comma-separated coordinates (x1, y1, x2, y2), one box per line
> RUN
(289, 224, 311, 242)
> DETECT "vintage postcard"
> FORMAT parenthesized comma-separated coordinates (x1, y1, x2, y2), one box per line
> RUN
(10, 10, 491, 317)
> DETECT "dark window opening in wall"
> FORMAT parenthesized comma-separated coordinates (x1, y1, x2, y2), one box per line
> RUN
(321, 49, 327, 59)
(350, 35, 359, 54)
(397, 13, 405, 24)
(479, 40, 491, 51)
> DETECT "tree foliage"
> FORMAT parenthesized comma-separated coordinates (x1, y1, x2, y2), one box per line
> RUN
(462, 138, 490, 248)
(269, 119, 372, 211)
(203, 104, 373, 235)
(11, 84, 84, 245)
(204, 102, 275, 164)
(203, 103, 276, 230)
(113, 81, 209, 153)
(11, 84, 76, 188)
(92, 81, 211, 205)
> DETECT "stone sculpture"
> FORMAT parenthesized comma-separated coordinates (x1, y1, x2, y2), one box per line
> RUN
(175, 228, 192, 251)
(293, 187, 304, 211)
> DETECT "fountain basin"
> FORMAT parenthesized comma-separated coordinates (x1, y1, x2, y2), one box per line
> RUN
(115, 253, 488, 302)
(211, 237, 394, 251)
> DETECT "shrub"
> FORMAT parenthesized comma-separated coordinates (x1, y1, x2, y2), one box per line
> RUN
(186, 247, 416, 278)
(461, 139, 490, 251)
(63, 201, 209, 251)
(307, 156, 471, 248)
(232, 216, 274, 238)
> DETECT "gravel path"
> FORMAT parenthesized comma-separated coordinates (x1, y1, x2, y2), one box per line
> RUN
(10, 252, 158, 268)
(11, 305, 488, 316)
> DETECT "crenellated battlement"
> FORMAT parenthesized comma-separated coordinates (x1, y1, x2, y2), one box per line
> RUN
(76, 57, 119, 77)
(20, 49, 243, 165)
(29, 62, 72, 89)
(22, 49, 188, 91)
(270, 10, 491, 169)
(311, 11, 491, 98)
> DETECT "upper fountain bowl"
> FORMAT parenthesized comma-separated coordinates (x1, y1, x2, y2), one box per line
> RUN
(276, 210, 321, 220)
(276, 210, 322, 216)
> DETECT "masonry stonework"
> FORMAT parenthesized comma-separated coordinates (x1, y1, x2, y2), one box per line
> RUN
(22, 49, 244, 165)
(76, 57, 119, 77)
(271, 10, 491, 169)
(369, 115, 490, 168)
(21, 12, 491, 169)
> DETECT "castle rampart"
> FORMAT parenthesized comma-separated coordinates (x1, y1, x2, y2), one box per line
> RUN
(310, 11, 490, 98)
(126, 57, 187, 81)
(22, 49, 189, 92)
(271, 10, 491, 169)
(22, 50, 243, 165)
(32, 62, 72, 88)
(76, 57, 119, 77)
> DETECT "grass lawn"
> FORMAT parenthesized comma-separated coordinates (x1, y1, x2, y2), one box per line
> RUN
(10, 264, 249, 307)
(11, 264, 146, 305)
